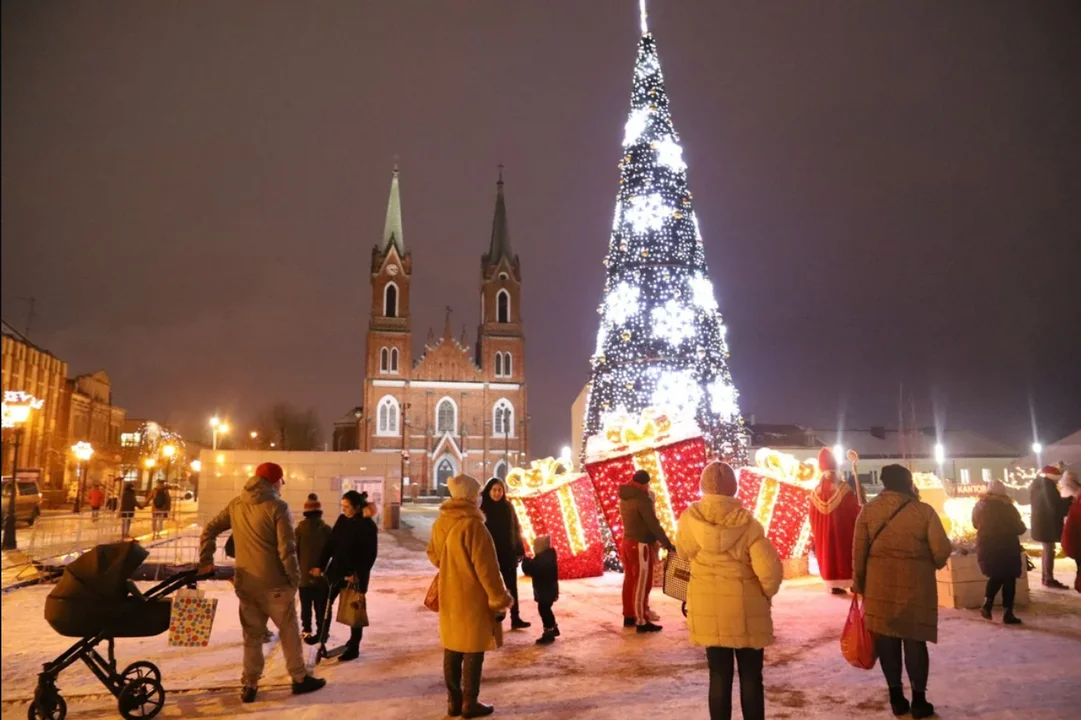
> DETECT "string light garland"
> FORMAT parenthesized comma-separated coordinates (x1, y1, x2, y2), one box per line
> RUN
(506, 458, 605, 580)
(583, 11, 746, 462)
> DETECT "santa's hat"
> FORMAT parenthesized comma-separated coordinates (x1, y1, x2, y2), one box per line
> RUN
(303, 493, 322, 513)
(1039, 465, 1063, 481)
(818, 447, 838, 472)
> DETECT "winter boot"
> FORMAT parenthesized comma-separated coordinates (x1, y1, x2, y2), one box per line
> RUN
(623, 617, 636, 628)
(552, 624, 561, 637)
(887, 687, 910, 717)
(636, 621, 663, 633)
(910, 691, 934, 719)
(444, 650, 464, 718)
(536, 628, 557, 645)
(830, 587, 848, 595)
(980, 600, 993, 620)
(241, 686, 258, 704)
(304, 631, 321, 646)
(291, 675, 327, 696)
(510, 614, 532, 630)
(461, 653, 494, 718)
(338, 628, 363, 661)
(1002, 609, 1023, 625)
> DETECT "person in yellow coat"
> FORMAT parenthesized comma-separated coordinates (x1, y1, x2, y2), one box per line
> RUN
(427, 474, 514, 719)
(676, 461, 783, 720)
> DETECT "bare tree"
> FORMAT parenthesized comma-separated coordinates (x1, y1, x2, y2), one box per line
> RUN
(257, 403, 322, 451)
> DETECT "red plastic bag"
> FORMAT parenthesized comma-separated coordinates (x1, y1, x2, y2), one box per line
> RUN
(841, 594, 877, 669)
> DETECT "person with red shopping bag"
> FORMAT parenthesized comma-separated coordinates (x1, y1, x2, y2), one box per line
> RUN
(676, 461, 782, 720)
(199, 462, 326, 704)
(853, 465, 950, 719)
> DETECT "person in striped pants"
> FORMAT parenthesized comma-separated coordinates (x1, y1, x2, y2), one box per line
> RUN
(618, 470, 674, 632)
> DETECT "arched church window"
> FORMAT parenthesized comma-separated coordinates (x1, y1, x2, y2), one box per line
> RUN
(384, 283, 398, 318)
(496, 290, 510, 324)
(436, 398, 457, 435)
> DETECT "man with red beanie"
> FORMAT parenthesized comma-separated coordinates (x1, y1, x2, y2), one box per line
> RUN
(200, 462, 326, 702)
(619, 469, 674, 632)
(1031, 464, 1071, 588)
(809, 447, 862, 595)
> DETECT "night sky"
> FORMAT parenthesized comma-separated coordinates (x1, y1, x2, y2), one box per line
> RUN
(3, 1, 1079, 457)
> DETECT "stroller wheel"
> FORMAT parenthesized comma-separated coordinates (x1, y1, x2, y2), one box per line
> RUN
(27, 695, 67, 720)
(118, 678, 165, 720)
(120, 661, 161, 686)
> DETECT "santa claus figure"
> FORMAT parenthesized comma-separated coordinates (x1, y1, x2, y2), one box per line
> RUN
(809, 447, 862, 595)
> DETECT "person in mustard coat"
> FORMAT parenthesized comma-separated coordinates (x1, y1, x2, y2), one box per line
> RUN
(676, 461, 783, 720)
(427, 474, 513, 719)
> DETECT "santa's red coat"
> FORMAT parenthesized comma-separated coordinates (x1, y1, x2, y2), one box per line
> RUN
(809, 474, 861, 582)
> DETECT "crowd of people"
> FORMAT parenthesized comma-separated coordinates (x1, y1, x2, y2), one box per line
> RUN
(191, 454, 1077, 719)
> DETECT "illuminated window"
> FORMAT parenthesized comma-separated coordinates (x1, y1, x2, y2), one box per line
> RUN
(981, 468, 992, 483)
(960, 468, 971, 484)
(493, 399, 514, 436)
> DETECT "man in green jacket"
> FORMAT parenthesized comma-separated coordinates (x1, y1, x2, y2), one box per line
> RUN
(199, 462, 326, 704)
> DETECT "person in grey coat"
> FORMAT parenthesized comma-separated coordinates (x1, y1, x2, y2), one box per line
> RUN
(199, 462, 326, 704)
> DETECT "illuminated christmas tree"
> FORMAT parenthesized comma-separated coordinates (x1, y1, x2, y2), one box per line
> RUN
(584, 2, 745, 461)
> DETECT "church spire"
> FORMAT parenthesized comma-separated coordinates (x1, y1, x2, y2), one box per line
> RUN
(381, 164, 405, 255)
(485, 165, 512, 266)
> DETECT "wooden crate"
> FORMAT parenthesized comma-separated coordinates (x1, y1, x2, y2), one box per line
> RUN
(935, 552, 1029, 609)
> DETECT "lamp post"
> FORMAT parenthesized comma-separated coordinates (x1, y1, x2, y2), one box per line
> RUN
(249, 430, 259, 449)
(210, 417, 230, 451)
(71, 441, 94, 513)
(1032, 442, 1043, 468)
(161, 443, 177, 485)
(934, 443, 946, 482)
(3, 391, 42, 550)
(144, 456, 157, 493)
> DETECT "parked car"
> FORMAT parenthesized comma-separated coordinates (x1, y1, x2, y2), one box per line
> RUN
(1, 479, 43, 526)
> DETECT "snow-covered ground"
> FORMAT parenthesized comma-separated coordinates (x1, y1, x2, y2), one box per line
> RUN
(2, 516, 1079, 720)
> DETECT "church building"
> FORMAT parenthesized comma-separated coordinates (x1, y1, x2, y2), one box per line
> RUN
(358, 167, 529, 495)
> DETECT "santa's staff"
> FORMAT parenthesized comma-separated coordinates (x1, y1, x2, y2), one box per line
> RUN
(847, 449, 867, 506)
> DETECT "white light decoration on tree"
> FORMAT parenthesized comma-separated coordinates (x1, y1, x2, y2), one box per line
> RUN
(605, 282, 640, 326)
(652, 369, 702, 419)
(689, 273, 718, 311)
(623, 108, 650, 147)
(624, 193, 670, 233)
(654, 137, 686, 172)
(583, 6, 746, 462)
(709, 378, 740, 419)
(651, 299, 694, 344)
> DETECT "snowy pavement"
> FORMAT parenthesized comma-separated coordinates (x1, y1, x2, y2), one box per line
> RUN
(2, 525, 1079, 719)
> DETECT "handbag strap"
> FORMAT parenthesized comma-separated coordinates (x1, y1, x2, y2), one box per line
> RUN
(867, 498, 912, 552)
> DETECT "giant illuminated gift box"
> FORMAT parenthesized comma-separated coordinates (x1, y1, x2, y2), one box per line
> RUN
(505, 458, 606, 580)
(735, 449, 816, 560)
(584, 408, 708, 551)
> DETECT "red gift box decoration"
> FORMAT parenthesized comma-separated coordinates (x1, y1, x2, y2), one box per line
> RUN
(735, 449, 816, 560)
(506, 458, 605, 580)
(584, 408, 709, 550)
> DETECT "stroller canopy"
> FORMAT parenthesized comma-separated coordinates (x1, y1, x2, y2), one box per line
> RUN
(48, 541, 149, 604)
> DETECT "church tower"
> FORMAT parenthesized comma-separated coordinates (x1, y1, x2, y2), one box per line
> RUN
(476, 168, 528, 466)
(362, 165, 412, 451)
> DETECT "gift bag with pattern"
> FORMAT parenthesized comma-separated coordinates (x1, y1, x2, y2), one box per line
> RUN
(662, 551, 691, 602)
(168, 588, 218, 647)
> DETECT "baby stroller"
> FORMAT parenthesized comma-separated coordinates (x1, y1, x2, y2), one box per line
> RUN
(29, 541, 211, 720)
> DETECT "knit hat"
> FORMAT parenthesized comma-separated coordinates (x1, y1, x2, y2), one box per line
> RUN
(987, 479, 1008, 496)
(880, 464, 913, 494)
(817, 447, 838, 472)
(700, 461, 738, 497)
(448, 473, 482, 501)
(533, 535, 551, 555)
(304, 493, 322, 513)
(255, 462, 284, 484)
(632, 469, 651, 485)
(1040, 465, 1063, 481)
(1061, 470, 1080, 498)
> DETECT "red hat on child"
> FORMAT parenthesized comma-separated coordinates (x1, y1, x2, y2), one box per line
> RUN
(303, 493, 322, 513)
(255, 462, 284, 483)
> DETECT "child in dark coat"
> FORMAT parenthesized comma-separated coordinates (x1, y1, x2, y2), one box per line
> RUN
(521, 535, 560, 645)
(296, 494, 333, 643)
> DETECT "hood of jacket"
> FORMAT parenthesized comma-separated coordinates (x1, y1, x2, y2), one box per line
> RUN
(684, 495, 755, 554)
(619, 483, 650, 502)
(243, 476, 279, 505)
(439, 498, 485, 522)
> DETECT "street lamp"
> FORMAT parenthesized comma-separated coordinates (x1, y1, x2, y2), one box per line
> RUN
(71, 441, 94, 513)
(161, 443, 177, 484)
(934, 442, 946, 481)
(210, 417, 230, 450)
(1032, 442, 1043, 467)
(190, 459, 202, 473)
(3, 391, 43, 549)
